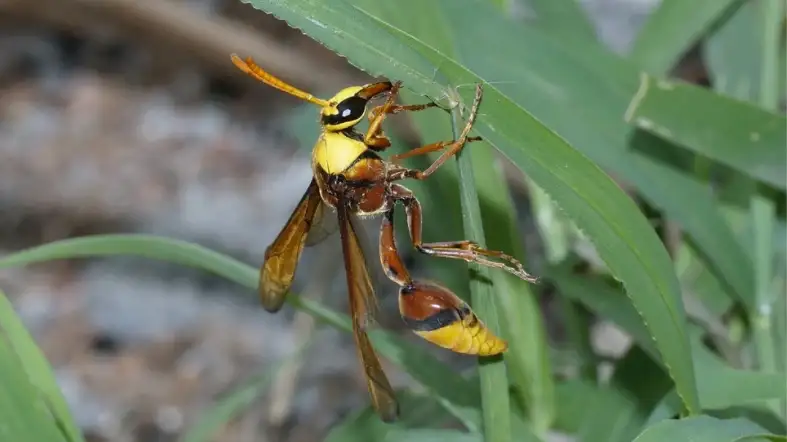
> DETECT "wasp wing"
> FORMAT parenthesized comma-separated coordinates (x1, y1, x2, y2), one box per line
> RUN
(304, 200, 339, 246)
(337, 199, 399, 422)
(259, 179, 322, 312)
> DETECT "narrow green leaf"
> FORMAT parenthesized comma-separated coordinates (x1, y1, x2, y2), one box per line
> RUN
(630, 0, 744, 74)
(384, 429, 482, 442)
(632, 415, 773, 442)
(527, 0, 598, 43)
(546, 262, 658, 360)
(602, 346, 675, 442)
(472, 146, 554, 433)
(0, 332, 70, 442)
(675, 244, 734, 317)
(550, 265, 787, 415)
(624, 73, 787, 191)
(325, 392, 453, 442)
(553, 380, 638, 439)
(180, 341, 313, 442)
(647, 328, 787, 426)
(0, 235, 483, 429)
(0, 289, 84, 442)
(704, 0, 765, 101)
(455, 126, 512, 440)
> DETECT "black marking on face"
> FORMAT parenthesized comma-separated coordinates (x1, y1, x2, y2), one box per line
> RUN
(322, 96, 367, 126)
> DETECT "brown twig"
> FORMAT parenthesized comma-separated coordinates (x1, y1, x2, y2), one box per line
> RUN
(1, 0, 359, 93)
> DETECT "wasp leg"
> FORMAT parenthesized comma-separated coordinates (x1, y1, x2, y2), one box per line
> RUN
(387, 84, 485, 177)
(389, 136, 482, 165)
(364, 83, 441, 151)
(389, 184, 537, 282)
(379, 207, 507, 356)
(363, 81, 402, 151)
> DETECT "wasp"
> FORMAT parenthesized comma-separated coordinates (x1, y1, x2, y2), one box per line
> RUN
(231, 54, 536, 422)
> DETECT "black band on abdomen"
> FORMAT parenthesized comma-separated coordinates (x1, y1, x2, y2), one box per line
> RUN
(401, 305, 471, 331)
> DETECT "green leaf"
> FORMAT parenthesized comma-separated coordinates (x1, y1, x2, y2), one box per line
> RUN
(605, 346, 675, 441)
(250, 0, 699, 414)
(630, 0, 744, 74)
(624, 73, 787, 191)
(546, 262, 658, 360)
(0, 235, 483, 428)
(455, 129, 512, 440)
(325, 392, 454, 442)
(632, 415, 774, 442)
(472, 145, 555, 435)
(384, 429, 482, 442)
(527, 0, 598, 43)
(179, 340, 313, 442)
(550, 264, 787, 416)
(0, 289, 85, 442)
(0, 336, 70, 442)
(553, 380, 639, 440)
(703, 0, 765, 102)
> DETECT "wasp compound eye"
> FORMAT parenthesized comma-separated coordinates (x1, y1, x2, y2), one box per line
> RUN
(323, 95, 367, 126)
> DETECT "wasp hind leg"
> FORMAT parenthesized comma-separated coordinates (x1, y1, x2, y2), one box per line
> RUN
(388, 184, 537, 282)
(379, 206, 507, 356)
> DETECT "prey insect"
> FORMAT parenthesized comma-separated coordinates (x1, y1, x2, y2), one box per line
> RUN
(232, 54, 536, 422)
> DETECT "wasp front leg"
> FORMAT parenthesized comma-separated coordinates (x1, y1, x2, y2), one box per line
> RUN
(379, 207, 507, 356)
(364, 81, 441, 151)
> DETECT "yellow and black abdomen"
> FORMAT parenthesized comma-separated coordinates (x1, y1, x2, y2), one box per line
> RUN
(398, 281, 507, 356)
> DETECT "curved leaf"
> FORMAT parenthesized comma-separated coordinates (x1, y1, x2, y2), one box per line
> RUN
(0, 235, 482, 428)
(633, 415, 775, 442)
(245, 0, 699, 415)
(630, 0, 744, 74)
(0, 289, 84, 442)
(624, 74, 786, 190)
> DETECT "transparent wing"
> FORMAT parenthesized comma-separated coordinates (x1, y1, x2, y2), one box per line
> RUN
(259, 179, 322, 312)
(337, 200, 399, 422)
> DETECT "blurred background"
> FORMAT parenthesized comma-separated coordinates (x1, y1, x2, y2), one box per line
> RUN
(0, 0, 715, 441)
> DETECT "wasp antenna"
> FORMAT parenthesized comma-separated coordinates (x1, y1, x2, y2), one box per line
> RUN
(230, 54, 330, 107)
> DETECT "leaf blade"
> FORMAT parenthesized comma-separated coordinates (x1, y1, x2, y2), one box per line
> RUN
(630, 0, 744, 74)
(624, 74, 787, 190)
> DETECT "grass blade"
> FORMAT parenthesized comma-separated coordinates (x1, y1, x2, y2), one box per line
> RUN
(325, 392, 455, 442)
(630, 0, 744, 74)
(624, 74, 786, 191)
(0, 288, 85, 442)
(454, 118, 511, 440)
(472, 145, 555, 435)
(0, 330, 70, 442)
(632, 415, 774, 442)
(0, 235, 484, 428)
(527, 0, 598, 43)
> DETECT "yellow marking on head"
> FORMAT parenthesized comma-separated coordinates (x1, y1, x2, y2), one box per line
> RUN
(312, 132, 368, 175)
(415, 319, 507, 356)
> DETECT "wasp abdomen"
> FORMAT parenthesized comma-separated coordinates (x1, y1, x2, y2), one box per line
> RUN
(398, 281, 507, 356)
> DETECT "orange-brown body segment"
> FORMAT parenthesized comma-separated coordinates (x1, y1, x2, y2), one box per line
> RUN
(399, 281, 507, 356)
